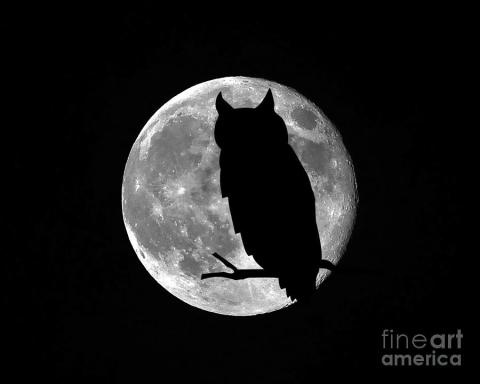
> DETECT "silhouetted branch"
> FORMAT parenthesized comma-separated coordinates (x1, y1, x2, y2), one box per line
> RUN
(201, 252, 277, 280)
(201, 269, 278, 280)
(210, 252, 237, 270)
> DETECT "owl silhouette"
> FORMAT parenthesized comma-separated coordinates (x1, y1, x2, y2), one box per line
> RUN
(201, 89, 335, 302)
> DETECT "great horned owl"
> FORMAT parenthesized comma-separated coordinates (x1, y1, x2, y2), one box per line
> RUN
(202, 89, 334, 302)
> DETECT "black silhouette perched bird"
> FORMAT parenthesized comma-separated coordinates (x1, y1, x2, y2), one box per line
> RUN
(201, 89, 335, 302)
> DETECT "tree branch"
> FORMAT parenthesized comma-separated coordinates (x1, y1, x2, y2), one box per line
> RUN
(201, 252, 277, 280)
(201, 269, 278, 280)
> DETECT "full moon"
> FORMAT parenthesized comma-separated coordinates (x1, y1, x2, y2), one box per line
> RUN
(121, 77, 357, 316)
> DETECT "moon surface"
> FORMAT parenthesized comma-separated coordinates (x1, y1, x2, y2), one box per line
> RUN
(121, 77, 357, 316)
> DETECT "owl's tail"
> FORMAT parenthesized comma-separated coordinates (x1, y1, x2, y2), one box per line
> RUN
(279, 276, 317, 302)
(279, 260, 335, 302)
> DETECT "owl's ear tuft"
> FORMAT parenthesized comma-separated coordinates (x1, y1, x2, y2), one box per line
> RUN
(256, 89, 275, 112)
(216, 92, 233, 115)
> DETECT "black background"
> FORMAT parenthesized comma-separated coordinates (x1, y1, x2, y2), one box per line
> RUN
(6, 6, 464, 379)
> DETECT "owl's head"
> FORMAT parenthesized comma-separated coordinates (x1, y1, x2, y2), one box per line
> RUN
(214, 89, 288, 151)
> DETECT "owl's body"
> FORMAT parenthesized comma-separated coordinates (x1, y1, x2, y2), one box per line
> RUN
(212, 89, 329, 302)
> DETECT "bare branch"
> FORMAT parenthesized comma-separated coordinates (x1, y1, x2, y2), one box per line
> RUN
(210, 252, 237, 271)
(201, 269, 277, 280)
(201, 252, 278, 280)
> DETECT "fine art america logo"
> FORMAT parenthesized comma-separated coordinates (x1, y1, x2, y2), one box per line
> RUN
(381, 329, 463, 367)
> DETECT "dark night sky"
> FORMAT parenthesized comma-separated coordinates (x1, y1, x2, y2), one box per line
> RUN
(6, 7, 464, 379)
